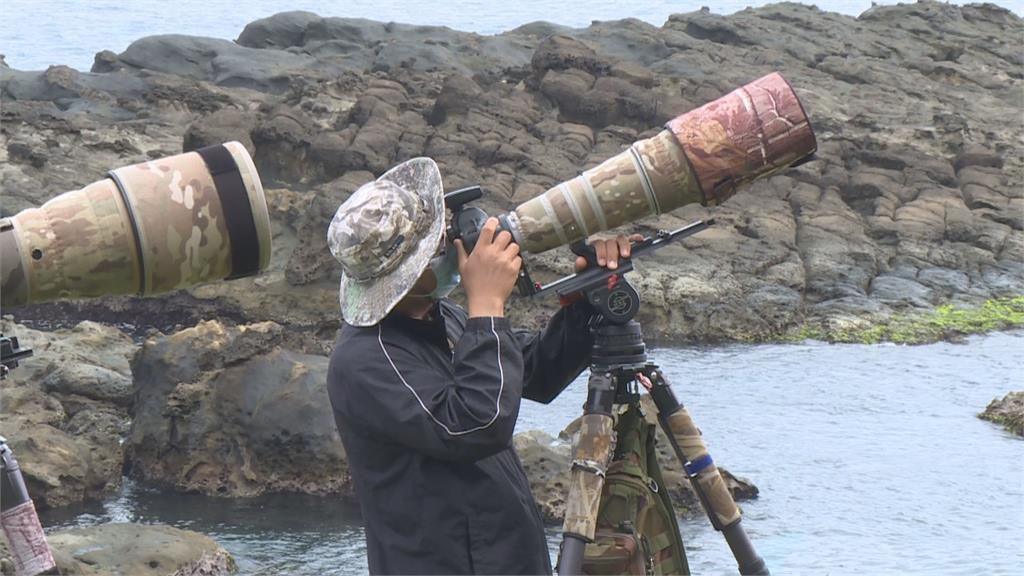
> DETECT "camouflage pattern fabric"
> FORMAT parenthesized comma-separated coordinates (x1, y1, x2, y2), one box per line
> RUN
(327, 157, 444, 326)
(0, 141, 271, 308)
(584, 402, 690, 575)
(511, 72, 815, 255)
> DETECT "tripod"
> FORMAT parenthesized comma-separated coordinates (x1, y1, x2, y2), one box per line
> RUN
(1, 336, 59, 576)
(536, 222, 768, 575)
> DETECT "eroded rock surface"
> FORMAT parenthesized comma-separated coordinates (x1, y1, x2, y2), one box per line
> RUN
(1, 2, 1019, 345)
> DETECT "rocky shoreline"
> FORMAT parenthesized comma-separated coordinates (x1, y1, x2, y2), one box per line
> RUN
(1, 1, 1022, 573)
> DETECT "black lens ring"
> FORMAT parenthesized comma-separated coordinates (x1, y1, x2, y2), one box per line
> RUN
(195, 144, 261, 279)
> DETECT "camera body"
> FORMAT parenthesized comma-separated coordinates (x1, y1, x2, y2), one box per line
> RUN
(443, 186, 517, 253)
(443, 185, 538, 296)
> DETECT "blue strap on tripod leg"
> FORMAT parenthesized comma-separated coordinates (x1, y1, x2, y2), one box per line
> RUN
(684, 454, 715, 477)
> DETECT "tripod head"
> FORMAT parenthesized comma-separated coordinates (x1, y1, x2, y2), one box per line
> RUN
(533, 219, 713, 325)
(534, 219, 712, 405)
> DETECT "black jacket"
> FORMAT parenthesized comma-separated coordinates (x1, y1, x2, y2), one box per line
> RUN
(327, 299, 596, 575)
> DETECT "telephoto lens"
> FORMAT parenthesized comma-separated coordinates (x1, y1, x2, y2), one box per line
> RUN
(1, 142, 272, 308)
(507, 72, 816, 253)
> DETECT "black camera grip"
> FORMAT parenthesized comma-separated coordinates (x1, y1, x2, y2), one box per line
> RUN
(569, 240, 599, 270)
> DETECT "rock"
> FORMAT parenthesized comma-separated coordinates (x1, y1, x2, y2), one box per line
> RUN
(251, 104, 316, 184)
(514, 431, 571, 522)
(869, 275, 935, 308)
(118, 35, 323, 93)
(954, 146, 1004, 173)
(531, 35, 611, 78)
(0, 417, 116, 509)
(236, 10, 322, 49)
(0, 523, 236, 576)
(0, 320, 136, 508)
(428, 74, 484, 125)
(1, 0, 1021, 345)
(6, 140, 48, 168)
(41, 363, 133, 407)
(90, 50, 124, 73)
(183, 108, 257, 153)
(125, 320, 350, 497)
(978, 391, 1024, 436)
(539, 68, 595, 117)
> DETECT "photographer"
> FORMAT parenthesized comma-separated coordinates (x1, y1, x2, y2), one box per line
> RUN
(325, 157, 636, 575)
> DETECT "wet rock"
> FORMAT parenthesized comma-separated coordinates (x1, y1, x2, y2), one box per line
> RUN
(978, 391, 1024, 437)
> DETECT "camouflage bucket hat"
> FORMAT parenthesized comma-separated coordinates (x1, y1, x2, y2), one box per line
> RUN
(327, 157, 445, 326)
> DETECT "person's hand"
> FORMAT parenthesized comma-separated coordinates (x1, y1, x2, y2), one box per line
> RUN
(574, 233, 645, 272)
(456, 217, 522, 317)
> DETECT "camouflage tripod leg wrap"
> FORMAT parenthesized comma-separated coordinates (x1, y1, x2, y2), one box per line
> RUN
(657, 395, 741, 530)
(646, 369, 770, 576)
(563, 413, 617, 539)
(1, 437, 57, 576)
(559, 371, 618, 575)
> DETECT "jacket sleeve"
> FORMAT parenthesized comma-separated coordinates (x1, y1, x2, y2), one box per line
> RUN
(340, 316, 525, 462)
(516, 300, 597, 404)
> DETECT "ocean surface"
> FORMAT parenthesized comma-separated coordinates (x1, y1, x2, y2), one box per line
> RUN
(1, 0, 1022, 72)
(41, 331, 1024, 575)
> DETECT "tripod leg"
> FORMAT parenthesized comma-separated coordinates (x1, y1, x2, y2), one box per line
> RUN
(557, 370, 617, 576)
(645, 369, 769, 576)
(1, 437, 59, 576)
